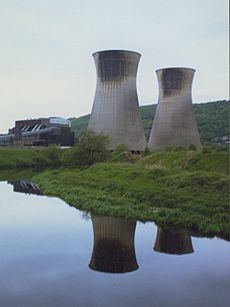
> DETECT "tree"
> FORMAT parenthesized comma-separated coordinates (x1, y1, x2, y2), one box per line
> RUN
(72, 130, 111, 167)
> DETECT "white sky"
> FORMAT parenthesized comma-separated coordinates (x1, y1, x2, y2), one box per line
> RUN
(0, 0, 228, 132)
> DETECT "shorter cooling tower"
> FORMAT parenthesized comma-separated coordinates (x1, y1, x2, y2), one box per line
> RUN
(89, 215, 139, 273)
(148, 67, 202, 150)
(153, 226, 194, 255)
(88, 50, 147, 151)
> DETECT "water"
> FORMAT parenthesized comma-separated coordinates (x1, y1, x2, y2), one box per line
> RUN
(0, 180, 229, 307)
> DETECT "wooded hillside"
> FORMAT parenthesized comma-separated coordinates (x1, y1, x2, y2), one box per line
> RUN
(69, 100, 229, 144)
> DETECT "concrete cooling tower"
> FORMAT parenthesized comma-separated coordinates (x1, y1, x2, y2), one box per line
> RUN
(153, 226, 194, 255)
(88, 50, 147, 151)
(148, 67, 202, 150)
(89, 215, 139, 273)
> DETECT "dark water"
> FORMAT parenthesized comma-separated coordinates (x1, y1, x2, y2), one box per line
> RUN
(0, 181, 229, 307)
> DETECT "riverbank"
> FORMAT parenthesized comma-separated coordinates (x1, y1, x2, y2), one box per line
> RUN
(32, 150, 229, 240)
(0, 147, 61, 169)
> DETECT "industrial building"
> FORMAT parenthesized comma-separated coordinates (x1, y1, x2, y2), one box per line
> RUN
(148, 67, 202, 150)
(0, 117, 74, 146)
(88, 50, 147, 152)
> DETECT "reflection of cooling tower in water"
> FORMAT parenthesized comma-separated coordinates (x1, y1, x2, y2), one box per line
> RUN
(88, 50, 147, 151)
(148, 67, 202, 150)
(153, 226, 194, 255)
(89, 216, 139, 273)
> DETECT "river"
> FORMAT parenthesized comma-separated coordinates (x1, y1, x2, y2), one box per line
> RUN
(0, 180, 229, 307)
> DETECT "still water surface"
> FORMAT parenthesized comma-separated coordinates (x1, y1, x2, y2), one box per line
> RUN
(0, 181, 229, 307)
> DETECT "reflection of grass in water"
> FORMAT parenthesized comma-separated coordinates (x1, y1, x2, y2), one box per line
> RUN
(0, 169, 40, 181)
(33, 150, 229, 240)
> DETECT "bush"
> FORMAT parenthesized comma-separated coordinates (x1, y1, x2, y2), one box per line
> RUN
(32, 155, 50, 167)
(112, 144, 136, 163)
(142, 147, 151, 157)
(71, 130, 111, 167)
(165, 146, 173, 152)
(111, 151, 136, 163)
(112, 144, 129, 156)
(44, 145, 61, 166)
(188, 144, 197, 151)
(202, 145, 212, 154)
(173, 146, 186, 152)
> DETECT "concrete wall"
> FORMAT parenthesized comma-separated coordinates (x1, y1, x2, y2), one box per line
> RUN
(148, 67, 202, 150)
(88, 50, 147, 151)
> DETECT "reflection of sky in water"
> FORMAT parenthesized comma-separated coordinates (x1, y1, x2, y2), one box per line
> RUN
(0, 181, 229, 307)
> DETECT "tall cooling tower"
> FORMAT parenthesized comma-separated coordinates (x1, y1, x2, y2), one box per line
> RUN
(153, 226, 194, 255)
(89, 215, 139, 273)
(88, 50, 147, 151)
(148, 67, 202, 150)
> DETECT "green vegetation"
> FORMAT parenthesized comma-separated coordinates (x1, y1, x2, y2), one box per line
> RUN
(193, 101, 229, 143)
(33, 148, 229, 240)
(0, 145, 62, 169)
(0, 132, 111, 170)
(62, 130, 111, 167)
(69, 114, 90, 140)
(69, 100, 229, 143)
(0, 169, 37, 181)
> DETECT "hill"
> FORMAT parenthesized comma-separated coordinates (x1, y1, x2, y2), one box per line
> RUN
(69, 100, 229, 144)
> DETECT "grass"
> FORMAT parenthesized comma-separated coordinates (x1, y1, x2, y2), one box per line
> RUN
(0, 168, 39, 181)
(32, 149, 229, 240)
(0, 148, 50, 169)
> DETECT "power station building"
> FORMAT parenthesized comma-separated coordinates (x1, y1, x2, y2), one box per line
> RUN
(148, 67, 202, 150)
(88, 50, 147, 151)
(0, 117, 74, 146)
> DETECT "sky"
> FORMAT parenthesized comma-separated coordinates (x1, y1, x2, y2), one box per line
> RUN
(0, 0, 228, 133)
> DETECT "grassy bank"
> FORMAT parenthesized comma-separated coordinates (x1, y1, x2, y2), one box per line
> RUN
(33, 150, 229, 240)
(0, 147, 61, 169)
(0, 169, 39, 181)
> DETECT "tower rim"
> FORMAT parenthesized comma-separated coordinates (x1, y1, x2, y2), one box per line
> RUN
(155, 67, 196, 73)
(92, 49, 141, 57)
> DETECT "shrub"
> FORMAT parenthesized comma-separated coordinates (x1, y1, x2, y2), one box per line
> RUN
(112, 144, 130, 156)
(173, 146, 186, 152)
(202, 145, 212, 154)
(188, 144, 197, 151)
(165, 146, 173, 152)
(112, 144, 136, 163)
(44, 145, 61, 166)
(71, 130, 111, 167)
(32, 155, 50, 167)
(111, 151, 136, 163)
(142, 147, 151, 157)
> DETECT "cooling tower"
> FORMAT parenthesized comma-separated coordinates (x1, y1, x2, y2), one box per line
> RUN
(89, 215, 139, 273)
(153, 226, 194, 255)
(88, 50, 147, 151)
(148, 67, 202, 150)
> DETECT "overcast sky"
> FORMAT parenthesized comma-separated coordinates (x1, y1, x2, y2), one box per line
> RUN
(0, 0, 228, 132)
